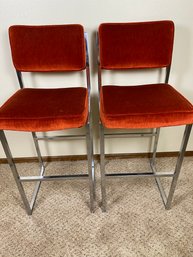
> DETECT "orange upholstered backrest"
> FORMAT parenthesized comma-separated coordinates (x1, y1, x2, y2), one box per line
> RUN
(98, 21, 174, 70)
(9, 24, 86, 72)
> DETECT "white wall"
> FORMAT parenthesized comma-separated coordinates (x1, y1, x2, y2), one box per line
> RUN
(0, 0, 193, 158)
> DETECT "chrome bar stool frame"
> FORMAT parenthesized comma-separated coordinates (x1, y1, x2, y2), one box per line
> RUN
(96, 21, 193, 212)
(0, 30, 95, 215)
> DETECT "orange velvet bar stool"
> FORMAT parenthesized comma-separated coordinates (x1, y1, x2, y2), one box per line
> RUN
(0, 24, 95, 215)
(97, 21, 193, 211)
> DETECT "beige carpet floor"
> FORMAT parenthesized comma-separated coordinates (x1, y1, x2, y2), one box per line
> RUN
(0, 157, 193, 257)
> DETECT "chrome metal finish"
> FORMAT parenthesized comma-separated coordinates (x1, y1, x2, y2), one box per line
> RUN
(84, 32, 91, 111)
(97, 66, 102, 112)
(0, 30, 95, 215)
(97, 47, 102, 92)
(97, 25, 190, 211)
(106, 172, 174, 178)
(32, 132, 45, 167)
(149, 125, 192, 209)
(86, 64, 91, 113)
(100, 124, 191, 211)
(151, 128, 160, 166)
(35, 135, 86, 141)
(165, 65, 171, 84)
(85, 32, 95, 211)
(92, 159, 95, 199)
(100, 123, 107, 212)
(165, 124, 192, 209)
(96, 32, 100, 69)
(105, 132, 157, 138)
(150, 162, 168, 205)
(30, 132, 46, 211)
(84, 32, 89, 67)
(29, 164, 45, 211)
(20, 174, 88, 182)
(86, 123, 95, 212)
(96, 32, 102, 116)
(149, 127, 168, 206)
(0, 130, 32, 215)
(16, 71, 24, 89)
(1, 125, 95, 214)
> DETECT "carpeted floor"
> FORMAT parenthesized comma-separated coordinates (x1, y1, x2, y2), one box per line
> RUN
(0, 157, 193, 257)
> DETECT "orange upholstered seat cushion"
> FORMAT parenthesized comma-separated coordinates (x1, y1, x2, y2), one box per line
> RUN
(0, 87, 88, 132)
(100, 84, 193, 129)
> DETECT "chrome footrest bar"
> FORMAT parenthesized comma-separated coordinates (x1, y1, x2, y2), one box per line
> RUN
(105, 172, 174, 178)
(35, 135, 86, 141)
(105, 132, 157, 138)
(20, 174, 89, 182)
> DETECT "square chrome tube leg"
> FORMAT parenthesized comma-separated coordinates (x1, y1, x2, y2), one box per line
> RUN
(150, 128, 169, 206)
(165, 124, 192, 209)
(150, 128, 166, 203)
(0, 130, 32, 215)
(30, 132, 46, 212)
(86, 123, 95, 212)
(100, 123, 107, 212)
(151, 128, 160, 166)
(32, 132, 45, 170)
(150, 125, 192, 209)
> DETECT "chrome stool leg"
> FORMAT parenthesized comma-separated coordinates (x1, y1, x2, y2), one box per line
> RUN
(100, 123, 107, 212)
(30, 132, 46, 212)
(151, 128, 160, 166)
(86, 123, 95, 212)
(0, 130, 32, 215)
(150, 125, 192, 209)
(165, 124, 192, 209)
(32, 132, 45, 170)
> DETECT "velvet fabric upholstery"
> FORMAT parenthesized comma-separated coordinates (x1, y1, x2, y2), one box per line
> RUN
(0, 24, 89, 132)
(100, 84, 193, 129)
(9, 24, 86, 72)
(98, 21, 193, 129)
(98, 21, 174, 69)
(0, 88, 88, 132)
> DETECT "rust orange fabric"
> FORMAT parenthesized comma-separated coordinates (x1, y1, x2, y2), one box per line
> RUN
(9, 24, 86, 72)
(98, 21, 193, 129)
(98, 21, 174, 69)
(0, 24, 89, 132)
(100, 84, 193, 129)
(0, 88, 88, 132)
